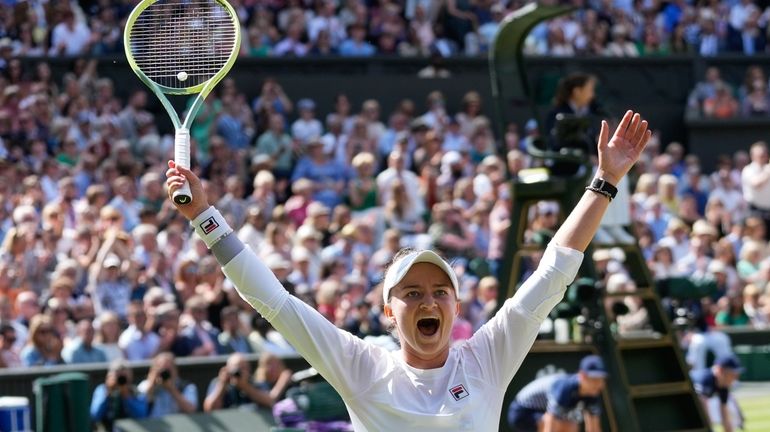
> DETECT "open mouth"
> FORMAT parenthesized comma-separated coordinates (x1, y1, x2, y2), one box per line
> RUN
(417, 318, 440, 337)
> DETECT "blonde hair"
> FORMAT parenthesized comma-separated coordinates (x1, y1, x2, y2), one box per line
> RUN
(352, 152, 375, 170)
(253, 170, 275, 188)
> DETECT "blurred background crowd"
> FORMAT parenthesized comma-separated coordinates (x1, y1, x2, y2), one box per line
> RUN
(1, 21, 770, 426)
(6, 0, 770, 59)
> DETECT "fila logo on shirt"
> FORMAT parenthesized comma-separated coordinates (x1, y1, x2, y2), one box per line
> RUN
(449, 384, 469, 401)
(200, 217, 220, 234)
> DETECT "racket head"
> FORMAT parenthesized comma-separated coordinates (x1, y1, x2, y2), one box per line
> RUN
(124, 0, 241, 96)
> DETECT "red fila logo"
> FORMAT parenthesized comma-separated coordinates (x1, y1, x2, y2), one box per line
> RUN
(200, 217, 220, 234)
(450, 384, 469, 401)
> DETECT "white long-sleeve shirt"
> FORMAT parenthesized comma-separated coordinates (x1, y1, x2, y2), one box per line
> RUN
(201, 210, 582, 431)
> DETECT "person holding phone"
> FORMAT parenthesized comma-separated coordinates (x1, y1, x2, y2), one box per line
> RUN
(90, 360, 148, 431)
(137, 352, 198, 417)
(169, 111, 650, 430)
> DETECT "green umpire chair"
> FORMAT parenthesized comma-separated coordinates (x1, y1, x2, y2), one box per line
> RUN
(33, 372, 90, 432)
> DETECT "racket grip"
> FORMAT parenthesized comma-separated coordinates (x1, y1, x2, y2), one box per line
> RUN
(173, 128, 193, 205)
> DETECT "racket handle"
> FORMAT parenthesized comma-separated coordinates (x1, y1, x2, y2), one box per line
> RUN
(173, 128, 193, 205)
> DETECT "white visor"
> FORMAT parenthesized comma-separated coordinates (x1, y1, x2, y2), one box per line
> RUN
(382, 250, 460, 303)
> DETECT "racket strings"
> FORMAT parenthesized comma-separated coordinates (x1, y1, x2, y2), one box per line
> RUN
(129, 0, 238, 90)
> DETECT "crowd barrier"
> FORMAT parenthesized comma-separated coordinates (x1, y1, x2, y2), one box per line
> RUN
(0, 353, 308, 430)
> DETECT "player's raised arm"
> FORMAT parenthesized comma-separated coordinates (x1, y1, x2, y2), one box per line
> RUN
(552, 110, 651, 252)
(165, 160, 383, 399)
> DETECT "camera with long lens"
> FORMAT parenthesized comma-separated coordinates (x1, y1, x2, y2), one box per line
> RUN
(116, 375, 128, 386)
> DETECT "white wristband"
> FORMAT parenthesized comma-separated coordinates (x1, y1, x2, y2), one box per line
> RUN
(191, 206, 233, 248)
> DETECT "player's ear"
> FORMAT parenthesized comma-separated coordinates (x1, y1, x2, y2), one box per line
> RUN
(383, 303, 393, 319)
(454, 301, 460, 317)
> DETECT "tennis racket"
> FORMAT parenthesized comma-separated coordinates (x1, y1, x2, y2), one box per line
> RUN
(124, 0, 241, 205)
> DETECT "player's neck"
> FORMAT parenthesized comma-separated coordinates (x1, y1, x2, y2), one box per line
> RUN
(400, 347, 450, 370)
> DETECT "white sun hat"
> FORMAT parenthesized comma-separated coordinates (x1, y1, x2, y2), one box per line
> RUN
(382, 250, 459, 303)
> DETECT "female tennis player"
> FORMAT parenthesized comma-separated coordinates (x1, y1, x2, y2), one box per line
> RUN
(166, 110, 650, 431)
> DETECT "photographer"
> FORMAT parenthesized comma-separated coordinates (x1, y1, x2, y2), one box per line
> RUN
(137, 352, 198, 417)
(90, 360, 148, 431)
(204, 352, 281, 411)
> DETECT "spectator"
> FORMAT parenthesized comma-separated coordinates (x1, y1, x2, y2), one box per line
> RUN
(291, 138, 349, 209)
(119, 301, 160, 361)
(0, 323, 21, 368)
(429, 202, 475, 260)
(488, 184, 511, 277)
(740, 78, 770, 116)
(377, 151, 425, 216)
(49, 10, 93, 56)
(94, 311, 124, 362)
(308, 0, 346, 47)
(155, 304, 199, 358)
(736, 240, 764, 282)
(137, 352, 198, 417)
(742, 283, 768, 327)
(274, 21, 309, 57)
(20, 314, 63, 367)
(605, 24, 639, 57)
(291, 99, 324, 145)
(253, 351, 293, 400)
(383, 179, 426, 240)
(10, 291, 40, 351)
(252, 79, 293, 124)
(204, 353, 284, 411)
(217, 306, 253, 354)
(703, 83, 739, 119)
(91, 360, 148, 431)
(347, 152, 378, 213)
(62, 319, 107, 364)
(89, 242, 133, 320)
(339, 23, 376, 56)
(218, 91, 256, 152)
(741, 142, 770, 236)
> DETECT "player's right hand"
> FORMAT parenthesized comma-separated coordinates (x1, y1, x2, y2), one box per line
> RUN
(166, 160, 209, 221)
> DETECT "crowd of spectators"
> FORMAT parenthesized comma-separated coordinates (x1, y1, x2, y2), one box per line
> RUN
(6, 0, 770, 59)
(688, 65, 770, 118)
(1, 55, 770, 425)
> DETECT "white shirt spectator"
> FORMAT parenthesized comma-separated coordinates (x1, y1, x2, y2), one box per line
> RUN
(273, 38, 309, 57)
(376, 167, 426, 216)
(291, 118, 324, 145)
(741, 160, 770, 209)
(710, 188, 745, 222)
(49, 20, 92, 55)
(119, 325, 160, 361)
(308, 14, 346, 45)
(729, 0, 759, 31)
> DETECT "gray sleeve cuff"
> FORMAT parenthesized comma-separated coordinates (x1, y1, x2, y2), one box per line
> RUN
(210, 232, 245, 266)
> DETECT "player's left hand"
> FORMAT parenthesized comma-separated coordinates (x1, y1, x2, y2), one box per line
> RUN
(595, 110, 651, 185)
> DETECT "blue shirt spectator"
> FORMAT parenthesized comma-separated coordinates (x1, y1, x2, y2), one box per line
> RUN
(91, 363, 148, 432)
(339, 24, 376, 57)
(62, 320, 108, 364)
(291, 140, 350, 208)
(137, 353, 198, 418)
